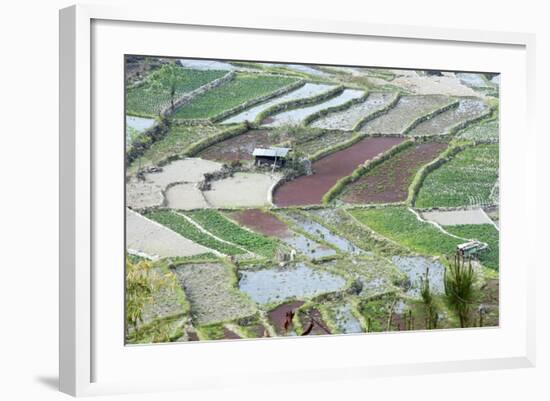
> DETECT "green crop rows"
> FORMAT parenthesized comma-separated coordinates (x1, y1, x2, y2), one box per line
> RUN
(126, 66, 226, 117)
(415, 145, 499, 208)
(349, 207, 462, 257)
(173, 74, 298, 119)
(456, 119, 499, 143)
(446, 224, 499, 271)
(145, 210, 244, 255)
(187, 210, 281, 258)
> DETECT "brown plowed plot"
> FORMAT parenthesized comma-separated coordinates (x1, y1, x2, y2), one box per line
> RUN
(228, 209, 290, 237)
(342, 143, 447, 204)
(199, 130, 278, 162)
(223, 328, 241, 340)
(296, 130, 358, 157)
(298, 308, 331, 335)
(274, 136, 404, 206)
(268, 300, 305, 335)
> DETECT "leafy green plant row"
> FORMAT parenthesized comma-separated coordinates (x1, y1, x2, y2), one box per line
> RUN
(446, 224, 499, 271)
(406, 141, 475, 207)
(414, 144, 499, 208)
(321, 139, 415, 204)
(126, 66, 228, 118)
(145, 210, 245, 255)
(173, 74, 299, 120)
(186, 210, 281, 258)
(349, 206, 463, 257)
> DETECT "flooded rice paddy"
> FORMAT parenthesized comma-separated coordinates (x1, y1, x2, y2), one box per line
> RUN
(391, 256, 446, 297)
(310, 92, 395, 130)
(264, 89, 365, 127)
(361, 95, 451, 134)
(238, 263, 346, 305)
(408, 98, 489, 136)
(221, 83, 333, 124)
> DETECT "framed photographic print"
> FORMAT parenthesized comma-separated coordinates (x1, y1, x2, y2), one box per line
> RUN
(59, 4, 536, 397)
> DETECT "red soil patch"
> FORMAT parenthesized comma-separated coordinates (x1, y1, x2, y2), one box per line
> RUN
(227, 209, 290, 238)
(199, 130, 278, 162)
(343, 142, 447, 204)
(223, 327, 241, 340)
(187, 331, 199, 341)
(273, 136, 404, 206)
(299, 308, 331, 335)
(268, 300, 305, 335)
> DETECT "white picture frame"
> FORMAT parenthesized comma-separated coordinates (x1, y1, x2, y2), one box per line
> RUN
(59, 4, 536, 397)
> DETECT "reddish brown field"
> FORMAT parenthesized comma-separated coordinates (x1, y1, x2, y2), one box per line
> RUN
(342, 142, 447, 204)
(298, 308, 331, 336)
(227, 209, 290, 237)
(199, 129, 279, 162)
(268, 300, 305, 335)
(222, 327, 241, 340)
(273, 136, 404, 206)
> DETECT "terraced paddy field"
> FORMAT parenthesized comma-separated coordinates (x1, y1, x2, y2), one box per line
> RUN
(310, 92, 396, 130)
(415, 144, 499, 208)
(198, 129, 281, 162)
(408, 98, 489, 136)
(186, 209, 281, 258)
(445, 224, 499, 270)
(456, 119, 499, 142)
(342, 142, 447, 204)
(128, 124, 221, 173)
(125, 58, 499, 343)
(126, 66, 227, 117)
(295, 129, 358, 156)
(349, 207, 463, 257)
(360, 95, 452, 135)
(126, 115, 156, 147)
(274, 136, 404, 206)
(238, 263, 347, 305)
(220, 83, 333, 124)
(227, 209, 336, 259)
(203, 172, 280, 208)
(173, 74, 298, 119)
(126, 209, 212, 258)
(172, 262, 256, 325)
(264, 88, 365, 127)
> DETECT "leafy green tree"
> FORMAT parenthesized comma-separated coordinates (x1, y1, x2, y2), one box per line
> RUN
(147, 62, 181, 114)
(444, 254, 478, 328)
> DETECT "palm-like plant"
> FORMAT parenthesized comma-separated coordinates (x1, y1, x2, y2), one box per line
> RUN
(420, 266, 438, 329)
(125, 258, 173, 337)
(444, 254, 477, 328)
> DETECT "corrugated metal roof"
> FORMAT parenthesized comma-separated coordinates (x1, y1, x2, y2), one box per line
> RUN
(252, 147, 291, 158)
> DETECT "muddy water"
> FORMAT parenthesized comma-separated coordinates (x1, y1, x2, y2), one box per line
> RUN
(391, 256, 446, 297)
(238, 263, 346, 305)
(221, 83, 334, 124)
(264, 89, 365, 127)
(274, 136, 403, 206)
(126, 115, 156, 145)
(311, 92, 395, 130)
(280, 233, 337, 259)
(280, 212, 364, 255)
(409, 99, 489, 136)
